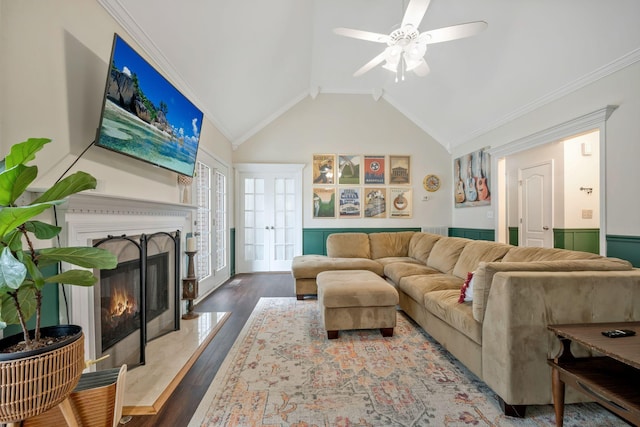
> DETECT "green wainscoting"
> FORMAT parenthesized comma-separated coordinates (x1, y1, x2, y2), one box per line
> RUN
(303, 227, 421, 255)
(447, 227, 495, 241)
(230, 228, 236, 276)
(607, 234, 640, 268)
(508, 227, 600, 253)
(3, 264, 59, 338)
(553, 228, 599, 253)
(508, 227, 518, 246)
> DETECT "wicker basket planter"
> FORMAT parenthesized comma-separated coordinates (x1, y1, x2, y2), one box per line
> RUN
(0, 325, 85, 424)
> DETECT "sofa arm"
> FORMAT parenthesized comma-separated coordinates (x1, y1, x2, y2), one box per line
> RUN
(472, 258, 633, 323)
(481, 270, 640, 406)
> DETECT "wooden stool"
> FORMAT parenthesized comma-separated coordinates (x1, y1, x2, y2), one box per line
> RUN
(21, 365, 127, 427)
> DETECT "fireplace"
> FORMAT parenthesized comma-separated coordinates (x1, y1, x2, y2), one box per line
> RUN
(59, 193, 196, 370)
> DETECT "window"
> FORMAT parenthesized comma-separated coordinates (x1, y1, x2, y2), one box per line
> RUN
(214, 170, 227, 271)
(195, 161, 212, 280)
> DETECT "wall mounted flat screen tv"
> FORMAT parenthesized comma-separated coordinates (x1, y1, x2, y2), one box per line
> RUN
(96, 34, 203, 177)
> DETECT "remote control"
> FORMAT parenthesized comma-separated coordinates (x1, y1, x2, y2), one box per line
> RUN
(601, 329, 636, 338)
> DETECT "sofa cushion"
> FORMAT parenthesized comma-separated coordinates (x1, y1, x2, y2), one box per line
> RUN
(471, 257, 634, 322)
(407, 232, 442, 264)
(502, 246, 602, 262)
(384, 262, 440, 284)
(426, 237, 470, 274)
(423, 290, 482, 345)
(376, 256, 423, 267)
(326, 233, 371, 258)
(291, 255, 383, 279)
(452, 240, 512, 279)
(317, 270, 398, 308)
(369, 231, 415, 259)
(398, 274, 463, 304)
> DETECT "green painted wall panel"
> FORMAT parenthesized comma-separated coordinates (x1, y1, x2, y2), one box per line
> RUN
(508, 227, 518, 246)
(448, 228, 495, 241)
(303, 227, 421, 255)
(607, 235, 640, 267)
(230, 228, 236, 276)
(553, 228, 599, 253)
(3, 264, 59, 338)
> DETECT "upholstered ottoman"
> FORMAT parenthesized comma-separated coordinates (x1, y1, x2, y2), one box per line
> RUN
(316, 270, 399, 339)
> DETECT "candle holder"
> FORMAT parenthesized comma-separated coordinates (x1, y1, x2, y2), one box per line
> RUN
(182, 250, 199, 319)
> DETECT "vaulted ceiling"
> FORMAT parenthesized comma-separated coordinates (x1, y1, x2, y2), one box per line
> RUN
(98, 0, 640, 152)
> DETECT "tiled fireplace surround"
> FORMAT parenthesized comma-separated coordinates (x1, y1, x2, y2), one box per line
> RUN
(57, 193, 194, 369)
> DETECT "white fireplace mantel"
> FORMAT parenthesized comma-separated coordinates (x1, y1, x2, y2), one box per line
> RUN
(56, 192, 196, 366)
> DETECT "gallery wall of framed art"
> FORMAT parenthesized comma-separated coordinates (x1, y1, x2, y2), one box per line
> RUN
(312, 154, 413, 219)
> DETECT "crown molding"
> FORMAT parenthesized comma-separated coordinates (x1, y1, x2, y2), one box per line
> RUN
(488, 105, 617, 158)
(456, 48, 640, 146)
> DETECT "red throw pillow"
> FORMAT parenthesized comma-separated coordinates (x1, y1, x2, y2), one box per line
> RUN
(458, 271, 474, 303)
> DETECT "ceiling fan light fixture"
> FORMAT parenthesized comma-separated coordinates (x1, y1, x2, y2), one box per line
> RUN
(334, 0, 487, 79)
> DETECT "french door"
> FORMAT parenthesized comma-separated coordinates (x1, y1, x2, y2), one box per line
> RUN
(194, 152, 230, 298)
(235, 164, 303, 272)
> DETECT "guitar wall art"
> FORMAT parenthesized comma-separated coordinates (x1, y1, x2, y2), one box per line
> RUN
(454, 148, 491, 208)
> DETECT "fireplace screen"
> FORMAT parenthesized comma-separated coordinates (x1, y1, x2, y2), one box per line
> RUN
(94, 231, 179, 369)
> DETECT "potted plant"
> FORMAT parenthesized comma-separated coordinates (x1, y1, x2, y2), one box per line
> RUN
(0, 138, 118, 423)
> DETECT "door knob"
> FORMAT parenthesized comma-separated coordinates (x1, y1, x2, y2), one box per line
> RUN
(270, 226, 275, 230)
(543, 226, 549, 230)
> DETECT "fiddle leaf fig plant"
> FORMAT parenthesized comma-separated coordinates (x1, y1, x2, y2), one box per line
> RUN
(0, 138, 118, 351)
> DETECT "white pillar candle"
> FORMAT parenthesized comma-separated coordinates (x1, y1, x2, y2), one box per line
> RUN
(187, 236, 197, 252)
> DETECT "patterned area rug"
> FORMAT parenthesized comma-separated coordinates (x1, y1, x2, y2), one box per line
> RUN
(189, 298, 628, 426)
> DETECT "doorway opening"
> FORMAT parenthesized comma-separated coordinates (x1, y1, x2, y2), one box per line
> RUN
(491, 106, 615, 254)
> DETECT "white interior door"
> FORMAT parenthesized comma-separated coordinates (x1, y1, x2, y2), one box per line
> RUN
(519, 162, 553, 247)
(236, 164, 303, 273)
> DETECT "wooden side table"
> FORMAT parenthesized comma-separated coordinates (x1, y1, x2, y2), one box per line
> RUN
(547, 322, 640, 427)
(182, 250, 199, 319)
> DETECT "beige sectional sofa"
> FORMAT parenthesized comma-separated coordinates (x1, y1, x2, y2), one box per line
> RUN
(291, 231, 640, 416)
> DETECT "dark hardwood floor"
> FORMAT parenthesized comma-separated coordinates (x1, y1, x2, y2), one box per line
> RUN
(126, 272, 295, 427)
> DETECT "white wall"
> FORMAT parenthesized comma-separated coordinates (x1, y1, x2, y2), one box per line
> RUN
(233, 94, 451, 229)
(452, 61, 640, 236)
(563, 131, 599, 228)
(0, 0, 233, 203)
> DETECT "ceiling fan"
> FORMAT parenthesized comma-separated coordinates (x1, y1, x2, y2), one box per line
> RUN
(333, 0, 487, 80)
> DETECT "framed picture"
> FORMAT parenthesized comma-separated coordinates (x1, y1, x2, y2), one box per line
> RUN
(454, 148, 491, 208)
(338, 187, 362, 218)
(363, 187, 387, 218)
(389, 188, 412, 218)
(312, 154, 336, 185)
(364, 155, 385, 184)
(338, 155, 361, 185)
(389, 155, 411, 184)
(312, 187, 336, 218)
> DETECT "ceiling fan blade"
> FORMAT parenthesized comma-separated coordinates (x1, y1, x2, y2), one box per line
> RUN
(333, 27, 390, 43)
(420, 21, 488, 44)
(412, 59, 430, 76)
(353, 50, 388, 77)
(401, 0, 431, 29)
